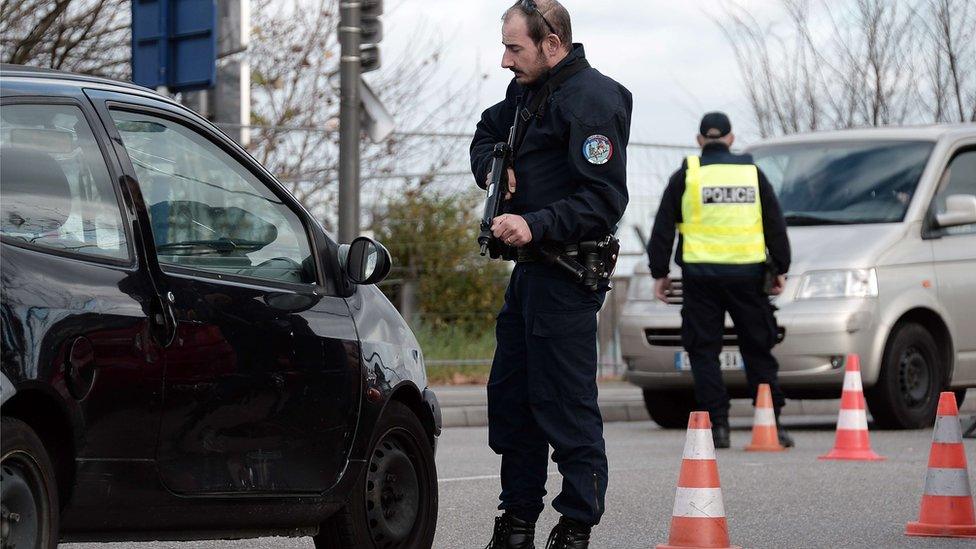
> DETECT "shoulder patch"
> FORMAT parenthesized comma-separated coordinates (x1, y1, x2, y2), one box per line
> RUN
(582, 134, 613, 165)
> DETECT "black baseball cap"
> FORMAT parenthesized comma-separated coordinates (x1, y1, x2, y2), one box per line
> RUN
(699, 112, 732, 138)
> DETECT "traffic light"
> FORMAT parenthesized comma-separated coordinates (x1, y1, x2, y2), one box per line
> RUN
(361, 0, 382, 73)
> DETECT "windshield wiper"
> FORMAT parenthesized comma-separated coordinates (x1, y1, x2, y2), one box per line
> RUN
(156, 237, 266, 254)
(783, 213, 850, 226)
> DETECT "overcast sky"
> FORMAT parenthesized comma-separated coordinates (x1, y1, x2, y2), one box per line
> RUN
(383, 0, 781, 146)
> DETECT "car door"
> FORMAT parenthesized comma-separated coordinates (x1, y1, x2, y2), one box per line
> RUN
(0, 95, 167, 479)
(927, 144, 976, 383)
(86, 89, 362, 495)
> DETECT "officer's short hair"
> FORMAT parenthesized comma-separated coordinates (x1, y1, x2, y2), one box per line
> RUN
(503, 0, 573, 50)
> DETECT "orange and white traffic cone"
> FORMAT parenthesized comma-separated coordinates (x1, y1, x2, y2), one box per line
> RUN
(745, 383, 785, 452)
(905, 391, 976, 538)
(819, 354, 885, 461)
(657, 411, 741, 549)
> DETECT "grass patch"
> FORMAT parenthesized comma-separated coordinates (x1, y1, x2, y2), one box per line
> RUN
(414, 323, 495, 385)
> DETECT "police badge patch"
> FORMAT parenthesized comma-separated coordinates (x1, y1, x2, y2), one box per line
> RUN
(582, 134, 613, 165)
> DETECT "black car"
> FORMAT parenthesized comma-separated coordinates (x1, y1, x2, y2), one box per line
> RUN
(0, 64, 440, 548)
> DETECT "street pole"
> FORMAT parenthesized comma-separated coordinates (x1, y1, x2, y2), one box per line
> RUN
(338, 1, 362, 243)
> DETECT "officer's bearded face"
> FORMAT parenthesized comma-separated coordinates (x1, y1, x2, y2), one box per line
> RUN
(501, 14, 550, 85)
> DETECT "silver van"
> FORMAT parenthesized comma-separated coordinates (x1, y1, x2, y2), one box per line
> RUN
(621, 124, 976, 429)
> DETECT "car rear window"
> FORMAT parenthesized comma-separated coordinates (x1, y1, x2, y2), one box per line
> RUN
(0, 103, 129, 261)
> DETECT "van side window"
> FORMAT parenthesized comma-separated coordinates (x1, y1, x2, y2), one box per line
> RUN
(934, 149, 976, 236)
(0, 103, 129, 261)
(109, 110, 316, 285)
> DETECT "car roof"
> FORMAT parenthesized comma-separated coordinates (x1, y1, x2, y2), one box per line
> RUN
(0, 63, 185, 110)
(749, 123, 976, 148)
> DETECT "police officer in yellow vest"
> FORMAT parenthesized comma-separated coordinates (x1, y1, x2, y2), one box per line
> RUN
(647, 112, 793, 448)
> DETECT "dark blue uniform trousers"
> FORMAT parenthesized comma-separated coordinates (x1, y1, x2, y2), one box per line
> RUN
(681, 275, 786, 422)
(487, 262, 608, 526)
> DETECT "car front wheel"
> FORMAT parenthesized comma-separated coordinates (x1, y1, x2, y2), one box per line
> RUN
(1, 417, 60, 549)
(315, 401, 438, 549)
(865, 323, 944, 429)
(642, 389, 697, 429)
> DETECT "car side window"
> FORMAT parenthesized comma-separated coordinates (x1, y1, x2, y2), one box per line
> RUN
(0, 103, 129, 261)
(109, 109, 316, 285)
(933, 149, 976, 236)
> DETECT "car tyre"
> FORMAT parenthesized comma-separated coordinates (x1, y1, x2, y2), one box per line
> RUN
(642, 389, 696, 429)
(865, 323, 944, 429)
(1, 417, 60, 549)
(314, 401, 437, 549)
(954, 389, 967, 407)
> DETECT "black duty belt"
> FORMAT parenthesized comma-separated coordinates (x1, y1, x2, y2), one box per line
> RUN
(514, 236, 620, 292)
(516, 243, 579, 263)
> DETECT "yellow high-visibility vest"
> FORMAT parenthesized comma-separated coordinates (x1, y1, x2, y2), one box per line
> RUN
(677, 155, 767, 264)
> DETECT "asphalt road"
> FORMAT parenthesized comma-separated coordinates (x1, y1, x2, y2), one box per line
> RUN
(63, 415, 976, 549)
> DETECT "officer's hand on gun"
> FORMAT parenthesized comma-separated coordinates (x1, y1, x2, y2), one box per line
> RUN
(492, 214, 532, 248)
(484, 168, 530, 247)
(485, 167, 518, 200)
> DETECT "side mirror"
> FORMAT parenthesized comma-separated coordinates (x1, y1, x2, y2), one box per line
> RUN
(339, 236, 391, 285)
(935, 194, 976, 228)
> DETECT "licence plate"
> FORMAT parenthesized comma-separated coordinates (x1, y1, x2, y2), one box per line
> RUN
(675, 351, 744, 371)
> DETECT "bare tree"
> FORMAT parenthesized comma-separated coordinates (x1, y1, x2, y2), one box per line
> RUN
(3, 0, 478, 230)
(1, 0, 130, 77)
(716, 0, 976, 137)
(920, 0, 976, 122)
(244, 0, 478, 229)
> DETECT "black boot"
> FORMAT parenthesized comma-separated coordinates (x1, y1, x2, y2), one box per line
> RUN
(545, 516, 591, 549)
(775, 410, 795, 448)
(485, 513, 536, 549)
(711, 419, 730, 449)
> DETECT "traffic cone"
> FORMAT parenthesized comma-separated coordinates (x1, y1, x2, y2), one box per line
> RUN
(745, 383, 785, 452)
(819, 354, 885, 461)
(657, 411, 741, 549)
(905, 391, 976, 538)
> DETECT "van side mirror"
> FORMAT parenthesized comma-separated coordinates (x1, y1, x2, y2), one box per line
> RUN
(339, 236, 392, 285)
(935, 194, 976, 228)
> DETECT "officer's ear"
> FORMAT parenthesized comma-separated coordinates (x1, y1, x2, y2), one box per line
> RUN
(726, 133, 735, 147)
(544, 34, 562, 57)
(696, 135, 705, 147)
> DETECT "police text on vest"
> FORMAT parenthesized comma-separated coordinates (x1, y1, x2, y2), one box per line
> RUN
(701, 186, 757, 204)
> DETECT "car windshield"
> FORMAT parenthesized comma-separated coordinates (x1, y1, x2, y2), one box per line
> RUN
(750, 140, 935, 225)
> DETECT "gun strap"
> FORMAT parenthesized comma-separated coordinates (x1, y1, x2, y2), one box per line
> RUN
(512, 58, 591, 158)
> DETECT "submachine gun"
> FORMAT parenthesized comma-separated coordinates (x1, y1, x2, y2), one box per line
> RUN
(477, 112, 517, 259)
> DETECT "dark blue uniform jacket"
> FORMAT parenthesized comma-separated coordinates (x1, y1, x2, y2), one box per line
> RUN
(470, 44, 632, 244)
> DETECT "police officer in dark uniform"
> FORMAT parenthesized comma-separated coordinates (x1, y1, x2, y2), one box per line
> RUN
(647, 113, 793, 449)
(470, 2, 631, 548)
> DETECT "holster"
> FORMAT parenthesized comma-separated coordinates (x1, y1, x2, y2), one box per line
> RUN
(519, 235, 620, 291)
(762, 258, 777, 295)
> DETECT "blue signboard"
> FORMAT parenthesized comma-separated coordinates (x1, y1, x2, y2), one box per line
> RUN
(131, 0, 217, 92)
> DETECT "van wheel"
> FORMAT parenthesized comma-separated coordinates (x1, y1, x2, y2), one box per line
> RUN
(314, 401, 437, 549)
(954, 389, 967, 407)
(1, 417, 59, 549)
(642, 390, 696, 429)
(865, 323, 943, 429)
